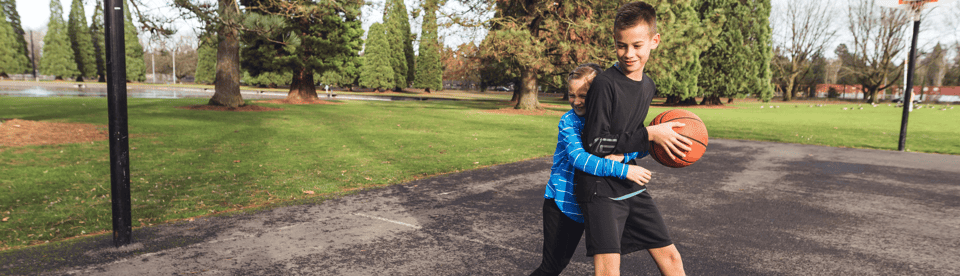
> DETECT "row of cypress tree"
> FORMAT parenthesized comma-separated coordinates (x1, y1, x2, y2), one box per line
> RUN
(0, 0, 31, 77)
(236, 0, 443, 93)
(0, 0, 145, 81)
(480, 0, 774, 109)
(359, 0, 442, 92)
(3, 0, 444, 90)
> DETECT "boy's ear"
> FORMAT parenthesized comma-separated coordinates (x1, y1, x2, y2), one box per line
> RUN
(651, 33, 661, 49)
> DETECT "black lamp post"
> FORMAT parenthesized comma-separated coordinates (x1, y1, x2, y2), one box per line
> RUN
(103, 0, 132, 246)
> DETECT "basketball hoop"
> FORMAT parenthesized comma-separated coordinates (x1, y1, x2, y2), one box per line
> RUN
(878, 0, 957, 19)
(876, 0, 958, 151)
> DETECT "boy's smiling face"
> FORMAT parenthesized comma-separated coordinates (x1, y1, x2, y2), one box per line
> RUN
(568, 78, 589, 116)
(614, 23, 660, 81)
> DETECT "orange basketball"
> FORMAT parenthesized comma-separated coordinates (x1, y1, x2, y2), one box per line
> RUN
(649, 109, 708, 168)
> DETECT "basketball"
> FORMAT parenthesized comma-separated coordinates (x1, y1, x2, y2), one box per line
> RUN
(649, 109, 708, 168)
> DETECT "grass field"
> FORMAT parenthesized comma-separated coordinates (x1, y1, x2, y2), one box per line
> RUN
(1, 95, 957, 250)
(666, 101, 960, 155)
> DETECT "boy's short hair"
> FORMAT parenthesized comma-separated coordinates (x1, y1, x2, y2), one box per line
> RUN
(615, 1, 657, 34)
(568, 63, 604, 87)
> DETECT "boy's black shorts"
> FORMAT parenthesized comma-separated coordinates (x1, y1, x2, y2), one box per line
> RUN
(578, 189, 673, 256)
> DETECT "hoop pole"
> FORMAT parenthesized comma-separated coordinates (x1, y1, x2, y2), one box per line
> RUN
(104, 0, 132, 246)
(30, 31, 38, 81)
(898, 18, 920, 151)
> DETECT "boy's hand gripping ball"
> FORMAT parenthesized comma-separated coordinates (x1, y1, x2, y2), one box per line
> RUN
(649, 109, 708, 168)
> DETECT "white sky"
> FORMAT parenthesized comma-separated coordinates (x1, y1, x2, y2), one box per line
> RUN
(13, 0, 959, 55)
(13, 0, 491, 50)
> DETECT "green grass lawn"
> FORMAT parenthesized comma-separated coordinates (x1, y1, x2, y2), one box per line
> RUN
(0, 97, 560, 250)
(1, 96, 957, 250)
(679, 101, 960, 155)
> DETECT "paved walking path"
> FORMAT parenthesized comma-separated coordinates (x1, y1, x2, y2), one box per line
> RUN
(3, 139, 959, 275)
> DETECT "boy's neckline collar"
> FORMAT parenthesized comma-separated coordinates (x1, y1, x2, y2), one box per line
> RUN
(613, 63, 645, 82)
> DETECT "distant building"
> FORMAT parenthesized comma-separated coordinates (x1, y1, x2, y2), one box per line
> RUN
(815, 84, 960, 102)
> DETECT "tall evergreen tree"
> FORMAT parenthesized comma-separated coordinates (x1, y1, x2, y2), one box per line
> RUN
(239, 0, 364, 101)
(90, 0, 106, 82)
(413, 0, 442, 92)
(0, 9, 28, 76)
(40, 0, 79, 79)
(384, 0, 413, 90)
(68, 0, 96, 80)
(194, 34, 216, 84)
(1, 0, 30, 70)
(122, 0, 145, 82)
(336, 47, 362, 91)
(359, 22, 395, 91)
(238, 10, 289, 87)
(644, 0, 722, 104)
(481, 0, 632, 109)
(698, 0, 773, 105)
(172, 0, 244, 106)
(752, 0, 774, 102)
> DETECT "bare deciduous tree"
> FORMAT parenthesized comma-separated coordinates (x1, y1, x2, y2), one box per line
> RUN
(846, 0, 910, 104)
(771, 0, 838, 101)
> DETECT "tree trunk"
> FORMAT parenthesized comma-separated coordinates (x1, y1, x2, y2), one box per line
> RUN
(208, 0, 243, 108)
(287, 66, 318, 100)
(508, 78, 522, 102)
(514, 67, 541, 110)
(867, 88, 879, 104)
(665, 95, 682, 105)
(561, 88, 569, 101)
(727, 98, 734, 104)
(783, 76, 795, 101)
(700, 95, 723, 105)
(679, 97, 698, 105)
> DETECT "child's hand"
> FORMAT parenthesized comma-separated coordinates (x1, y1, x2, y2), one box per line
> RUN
(603, 153, 625, 162)
(626, 165, 651, 186)
(648, 122, 693, 160)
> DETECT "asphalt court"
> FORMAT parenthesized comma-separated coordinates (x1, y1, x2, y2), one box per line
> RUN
(2, 139, 959, 275)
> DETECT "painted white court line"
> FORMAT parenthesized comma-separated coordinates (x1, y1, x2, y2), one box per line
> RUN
(350, 212, 592, 271)
(351, 213, 423, 230)
(446, 234, 593, 271)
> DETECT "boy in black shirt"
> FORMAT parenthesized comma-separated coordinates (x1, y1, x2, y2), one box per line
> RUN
(574, 2, 693, 276)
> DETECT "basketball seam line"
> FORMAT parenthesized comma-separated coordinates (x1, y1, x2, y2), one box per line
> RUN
(652, 148, 691, 166)
(655, 110, 676, 125)
(664, 117, 702, 123)
(678, 133, 707, 148)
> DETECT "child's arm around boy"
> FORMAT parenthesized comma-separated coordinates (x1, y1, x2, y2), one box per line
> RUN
(581, 75, 692, 161)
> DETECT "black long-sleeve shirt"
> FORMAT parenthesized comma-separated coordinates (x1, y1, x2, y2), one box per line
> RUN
(574, 65, 655, 199)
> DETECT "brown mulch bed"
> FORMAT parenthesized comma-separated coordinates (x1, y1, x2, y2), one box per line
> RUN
(176, 104, 284, 112)
(255, 98, 343, 105)
(0, 119, 107, 147)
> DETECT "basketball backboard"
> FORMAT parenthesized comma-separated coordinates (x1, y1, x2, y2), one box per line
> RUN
(875, 0, 956, 21)
(878, 0, 958, 16)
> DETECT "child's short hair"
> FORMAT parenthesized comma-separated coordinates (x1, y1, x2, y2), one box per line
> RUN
(567, 63, 604, 87)
(615, 1, 657, 34)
